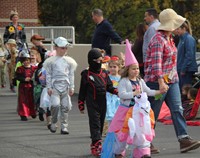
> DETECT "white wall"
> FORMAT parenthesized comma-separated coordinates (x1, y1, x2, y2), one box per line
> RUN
(66, 44, 126, 93)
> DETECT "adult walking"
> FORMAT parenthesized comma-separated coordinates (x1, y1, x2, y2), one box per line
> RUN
(144, 8, 200, 154)
(91, 9, 123, 56)
(143, 8, 160, 62)
(176, 20, 198, 90)
(3, 8, 26, 49)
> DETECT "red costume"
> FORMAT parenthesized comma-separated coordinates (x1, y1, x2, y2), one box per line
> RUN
(16, 65, 37, 118)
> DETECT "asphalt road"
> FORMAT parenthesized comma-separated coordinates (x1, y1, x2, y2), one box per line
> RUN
(0, 94, 200, 158)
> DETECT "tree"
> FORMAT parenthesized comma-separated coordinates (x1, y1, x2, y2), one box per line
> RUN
(38, 0, 200, 47)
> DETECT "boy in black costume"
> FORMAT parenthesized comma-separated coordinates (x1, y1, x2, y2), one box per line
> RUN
(78, 48, 118, 156)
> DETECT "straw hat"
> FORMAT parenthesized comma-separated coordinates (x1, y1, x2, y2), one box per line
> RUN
(157, 8, 186, 31)
(6, 39, 17, 46)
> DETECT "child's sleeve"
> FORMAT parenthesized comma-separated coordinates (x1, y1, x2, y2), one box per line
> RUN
(68, 57, 77, 91)
(44, 60, 52, 89)
(141, 79, 157, 96)
(118, 78, 133, 99)
(106, 73, 118, 95)
(15, 67, 25, 82)
(78, 70, 88, 104)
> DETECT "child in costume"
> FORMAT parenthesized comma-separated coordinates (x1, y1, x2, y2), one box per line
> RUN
(78, 48, 118, 156)
(5, 39, 18, 92)
(101, 39, 163, 158)
(104, 56, 121, 131)
(0, 36, 7, 88)
(37, 50, 56, 128)
(182, 87, 198, 120)
(43, 37, 77, 134)
(15, 52, 38, 121)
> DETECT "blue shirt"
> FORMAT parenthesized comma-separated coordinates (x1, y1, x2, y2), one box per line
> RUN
(177, 32, 198, 73)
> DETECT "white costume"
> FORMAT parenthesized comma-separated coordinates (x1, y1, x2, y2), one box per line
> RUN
(43, 55, 77, 131)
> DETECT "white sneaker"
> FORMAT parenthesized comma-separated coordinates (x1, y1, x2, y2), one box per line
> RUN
(61, 128, 69, 134)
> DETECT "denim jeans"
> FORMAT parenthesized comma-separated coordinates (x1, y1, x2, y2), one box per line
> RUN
(146, 81, 188, 139)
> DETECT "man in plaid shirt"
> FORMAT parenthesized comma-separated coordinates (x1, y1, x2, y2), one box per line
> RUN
(144, 8, 200, 154)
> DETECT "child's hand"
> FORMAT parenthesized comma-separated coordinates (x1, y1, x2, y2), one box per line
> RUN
(133, 89, 141, 96)
(69, 89, 74, 96)
(25, 77, 31, 81)
(48, 88, 53, 96)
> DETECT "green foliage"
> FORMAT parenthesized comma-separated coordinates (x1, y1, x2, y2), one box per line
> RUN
(38, 0, 200, 46)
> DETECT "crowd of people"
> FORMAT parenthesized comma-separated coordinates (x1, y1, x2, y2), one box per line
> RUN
(0, 7, 200, 158)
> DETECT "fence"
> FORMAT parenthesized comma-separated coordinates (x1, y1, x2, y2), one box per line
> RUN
(0, 26, 75, 49)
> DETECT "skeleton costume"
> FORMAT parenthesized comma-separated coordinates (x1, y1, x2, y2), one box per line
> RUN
(43, 37, 77, 134)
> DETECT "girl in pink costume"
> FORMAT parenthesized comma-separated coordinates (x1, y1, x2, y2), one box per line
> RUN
(101, 39, 164, 158)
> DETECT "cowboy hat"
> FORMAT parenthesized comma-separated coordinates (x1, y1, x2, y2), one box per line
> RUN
(157, 8, 186, 31)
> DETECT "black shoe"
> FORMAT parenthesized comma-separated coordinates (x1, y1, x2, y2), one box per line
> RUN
(20, 116, 28, 121)
(47, 124, 51, 130)
(31, 115, 37, 119)
(39, 113, 44, 121)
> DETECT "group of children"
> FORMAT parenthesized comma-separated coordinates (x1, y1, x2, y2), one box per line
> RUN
(77, 39, 166, 158)
(1, 34, 199, 158)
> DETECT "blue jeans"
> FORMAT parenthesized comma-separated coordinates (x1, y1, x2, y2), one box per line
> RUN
(146, 82, 188, 139)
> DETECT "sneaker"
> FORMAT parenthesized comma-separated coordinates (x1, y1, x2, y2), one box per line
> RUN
(61, 128, 69, 135)
(150, 143, 160, 154)
(179, 136, 200, 153)
(31, 115, 37, 119)
(49, 124, 57, 133)
(47, 124, 51, 130)
(20, 116, 28, 121)
(91, 140, 102, 156)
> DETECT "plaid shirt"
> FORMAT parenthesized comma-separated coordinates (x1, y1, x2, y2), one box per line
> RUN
(144, 31, 179, 83)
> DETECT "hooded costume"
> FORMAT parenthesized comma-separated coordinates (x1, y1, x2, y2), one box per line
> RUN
(78, 48, 118, 156)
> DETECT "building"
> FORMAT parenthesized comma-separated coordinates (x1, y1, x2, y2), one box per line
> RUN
(0, 0, 39, 27)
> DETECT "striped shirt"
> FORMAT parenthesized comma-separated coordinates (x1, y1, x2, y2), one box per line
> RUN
(144, 31, 179, 83)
